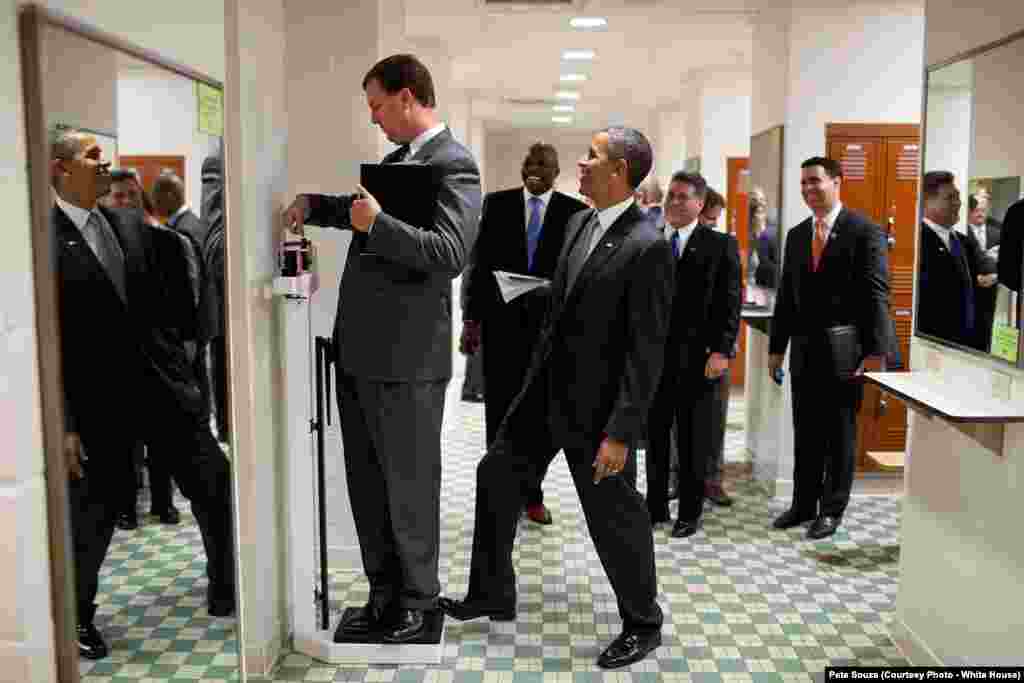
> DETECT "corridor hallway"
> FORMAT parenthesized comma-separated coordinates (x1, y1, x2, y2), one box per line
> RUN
(83, 383, 906, 682)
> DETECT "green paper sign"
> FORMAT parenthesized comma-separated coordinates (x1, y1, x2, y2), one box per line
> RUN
(991, 323, 1019, 363)
(196, 82, 223, 137)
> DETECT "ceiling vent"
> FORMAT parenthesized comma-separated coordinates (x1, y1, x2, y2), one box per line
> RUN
(479, 0, 583, 10)
(503, 97, 556, 107)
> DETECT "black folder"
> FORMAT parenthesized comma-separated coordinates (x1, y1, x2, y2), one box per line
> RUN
(360, 162, 440, 231)
(824, 324, 863, 381)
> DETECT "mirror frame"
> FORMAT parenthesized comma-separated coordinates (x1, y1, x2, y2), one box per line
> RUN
(17, 6, 237, 681)
(916, 27, 1024, 368)
(743, 124, 785, 325)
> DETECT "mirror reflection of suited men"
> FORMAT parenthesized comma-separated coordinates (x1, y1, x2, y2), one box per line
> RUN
(51, 129, 236, 661)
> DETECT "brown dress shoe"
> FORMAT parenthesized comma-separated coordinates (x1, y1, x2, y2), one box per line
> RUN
(525, 502, 552, 525)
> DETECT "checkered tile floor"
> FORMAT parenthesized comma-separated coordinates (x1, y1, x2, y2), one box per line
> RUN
(83, 384, 906, 682)
(80, 493, 240, 681)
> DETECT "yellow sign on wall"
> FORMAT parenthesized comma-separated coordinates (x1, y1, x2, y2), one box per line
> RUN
(196, 82, 223, 137)
(991, 324, 1019, 364)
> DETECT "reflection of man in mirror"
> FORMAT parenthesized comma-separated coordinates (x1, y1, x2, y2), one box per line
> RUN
(748, 186, 779, 290)
(699, 187, 725, 228)
(965, 193, 1000, 351)
(918, 171, 983, 349)
(51, 128, 237, 660)
(769, 156, 891, 541)
(100, 168, 153, 224)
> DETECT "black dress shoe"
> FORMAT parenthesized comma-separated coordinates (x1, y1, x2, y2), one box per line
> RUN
(807, 515, 841, 540)
(772, 508, 816, 530)
(671, 518, 701, 539)
(438, 596, 516, 622)
(597, 629, 662, 669)
(116, 512, 138, 531)
(152, 506, 180, 525)
(207, 584, 236, 617)
(705, 483, 734, 507)
(380, 607, 424, 643)
(78, 623, 109, 660)
(337, 603, 385, 636)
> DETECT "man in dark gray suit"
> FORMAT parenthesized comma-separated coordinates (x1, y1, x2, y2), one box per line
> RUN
(284, 54, 481, 643)
(440, 127, 673, 670)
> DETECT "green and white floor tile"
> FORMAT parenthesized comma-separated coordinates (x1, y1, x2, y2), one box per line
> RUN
(84, 384, 906, 682)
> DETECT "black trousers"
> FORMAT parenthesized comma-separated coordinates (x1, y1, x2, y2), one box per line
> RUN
(336, 371, 447, 611)
(647, 364, 727, 523)
(705, 370, 730, 483)
(121, 441, 174, 518)
(72, 402, 234, 624)
(69, 437, 134, 625)
(146, 402, 235, 597)
(482, 325, 557, 506)
(790, 373, 861, 517)
(209, 335, 229, 441)
(467, 381, 662, 633)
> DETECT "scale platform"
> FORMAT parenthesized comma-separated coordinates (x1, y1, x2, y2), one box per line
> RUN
(293, 608, 445, 665)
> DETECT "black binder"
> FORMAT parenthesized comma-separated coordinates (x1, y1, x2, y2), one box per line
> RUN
(824, 324, 863, 381)
(360, 162, 440, 230)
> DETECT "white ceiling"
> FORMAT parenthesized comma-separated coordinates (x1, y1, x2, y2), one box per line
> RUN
(403, 0, 756, 130)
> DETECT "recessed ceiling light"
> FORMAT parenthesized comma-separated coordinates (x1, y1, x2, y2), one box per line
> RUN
(570, 17, 607, 29)
(555, 91, 580, 100)
(560, 73, 588, 82)
(562, 49, 595, 61)
(552, 116, 573, 124)
(552, 104, 575, 112)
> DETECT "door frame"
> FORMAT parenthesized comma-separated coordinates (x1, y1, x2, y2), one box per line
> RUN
(17, 6, 236, 681)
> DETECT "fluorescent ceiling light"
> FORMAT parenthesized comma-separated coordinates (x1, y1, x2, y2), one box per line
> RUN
(562, 49, 595, 61)
(552, 116, 573, 124)
(552, 104, 575, 112)
(560, 73, 588, 82)
(555, 90, 580, 100)
(570, 17, 607, 29)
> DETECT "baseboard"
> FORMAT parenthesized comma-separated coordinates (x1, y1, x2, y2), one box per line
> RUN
(888, 618, 943, 666)
(244, 620, 288, 677)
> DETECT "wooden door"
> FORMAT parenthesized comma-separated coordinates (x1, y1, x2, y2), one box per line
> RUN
(118, 154, 186, 220)
(726, 157, 750, 388)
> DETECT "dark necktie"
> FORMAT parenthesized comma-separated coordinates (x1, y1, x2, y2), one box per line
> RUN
(566, 211, 599, 297)
(526, 196, 543, 270)
(670, 230, 681, 259)
(86, 211, 126, 301)
(949, 234, 976, 334)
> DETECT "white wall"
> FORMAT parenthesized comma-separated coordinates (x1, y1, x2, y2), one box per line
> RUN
(924, 0, 1024, 68)
(223, 0, 290, 675)
(781, 0, 925, 233)
(118, 68, 221, 209)
(751, 2, 791, 135)
(924, 85, 971, 213)
(970, 39, 1024, 182)
(37, 0, 225, 81)
(41, 22, 116, 136)
(896, 2, 1024, 665)
(653, 105, 688, 189)
(700, 77, 752, 198)
(484, 126, 593, 199)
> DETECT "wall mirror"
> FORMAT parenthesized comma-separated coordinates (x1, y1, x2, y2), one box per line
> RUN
(919, 31, 1024, 366)
(744, 125, 784, 314)
(20, 7, 240, 680)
